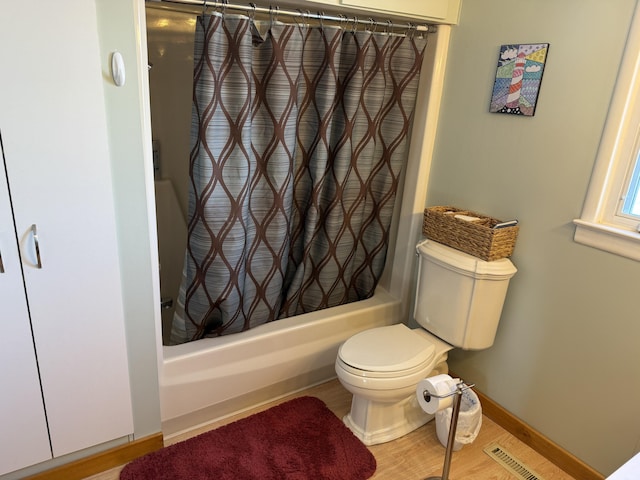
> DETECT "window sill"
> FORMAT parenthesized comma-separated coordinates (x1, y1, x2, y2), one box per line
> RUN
(573, 219, 640, 261)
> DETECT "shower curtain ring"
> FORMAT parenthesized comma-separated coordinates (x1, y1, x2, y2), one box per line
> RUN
(407, 22, 416, 38)
(249, 2, 256, 20)
(269, 5, 279, 25)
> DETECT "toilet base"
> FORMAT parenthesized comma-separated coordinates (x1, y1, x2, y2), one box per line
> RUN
(338, 357, 450, 446)
(343, 392, 435, 446)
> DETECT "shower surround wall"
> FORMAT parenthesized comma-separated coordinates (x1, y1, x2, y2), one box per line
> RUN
(146, 5, 451, 434)
(147, 7, 194, 344)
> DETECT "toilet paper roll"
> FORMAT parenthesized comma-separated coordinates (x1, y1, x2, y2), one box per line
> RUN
(416, 374, 459, 414)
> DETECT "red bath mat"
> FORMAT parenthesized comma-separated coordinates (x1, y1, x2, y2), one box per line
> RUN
(119, 396, 376, 480)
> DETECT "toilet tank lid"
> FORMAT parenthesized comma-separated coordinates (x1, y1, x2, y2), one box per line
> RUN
(339, 324, 435, 372)
(416, 239, 517, 278)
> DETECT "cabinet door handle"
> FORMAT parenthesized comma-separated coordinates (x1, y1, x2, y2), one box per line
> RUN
(0, 248, 4, 273)
(31, 224, 42, 269)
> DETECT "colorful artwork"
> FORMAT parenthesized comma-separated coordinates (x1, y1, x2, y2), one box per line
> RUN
(490, 43, 549, 116)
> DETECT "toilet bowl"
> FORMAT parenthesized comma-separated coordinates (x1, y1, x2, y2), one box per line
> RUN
(335, 239, 517, 445)
(335, 323, 452, 445)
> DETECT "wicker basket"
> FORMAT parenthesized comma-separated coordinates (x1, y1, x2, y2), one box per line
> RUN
(422, 206, 519, 261)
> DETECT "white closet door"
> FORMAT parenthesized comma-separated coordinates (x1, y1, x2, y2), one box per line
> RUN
(0, 148, 52, 476)
(0, 1, 133, 457)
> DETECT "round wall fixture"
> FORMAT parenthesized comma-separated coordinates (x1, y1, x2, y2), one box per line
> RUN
(111, 51, 126, 87)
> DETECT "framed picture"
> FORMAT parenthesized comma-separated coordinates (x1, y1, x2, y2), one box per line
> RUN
(490, 43, 549, 116)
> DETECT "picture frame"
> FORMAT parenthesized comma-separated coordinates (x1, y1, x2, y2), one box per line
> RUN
(490, 43, 549, 116)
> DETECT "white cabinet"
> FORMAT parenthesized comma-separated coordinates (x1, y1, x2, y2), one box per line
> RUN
(305, 0, 461, 24)
(0, 159, 52, 476)
(0, 1, 133, 475)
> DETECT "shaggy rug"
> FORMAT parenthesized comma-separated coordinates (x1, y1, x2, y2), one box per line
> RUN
(119, 396, 376, 479)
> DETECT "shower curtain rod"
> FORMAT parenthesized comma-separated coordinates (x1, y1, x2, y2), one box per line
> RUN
(148, 0, 432, 32)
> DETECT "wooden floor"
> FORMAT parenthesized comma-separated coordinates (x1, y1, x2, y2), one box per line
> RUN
(86, 379, 576, 480)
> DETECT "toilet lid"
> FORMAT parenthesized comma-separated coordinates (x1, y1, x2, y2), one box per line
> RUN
(339, 324, 435, 372)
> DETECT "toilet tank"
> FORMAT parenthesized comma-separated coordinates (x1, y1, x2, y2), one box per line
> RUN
(414, 239, 517, 350)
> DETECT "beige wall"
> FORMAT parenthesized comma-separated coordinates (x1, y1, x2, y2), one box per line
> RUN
(428, 0, 640, 475)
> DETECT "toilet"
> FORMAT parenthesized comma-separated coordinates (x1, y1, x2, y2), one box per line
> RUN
(335, 238, 517, 445)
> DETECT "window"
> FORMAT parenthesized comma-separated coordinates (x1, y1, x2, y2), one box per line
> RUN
(574, 3, 640, 261)
(621, 155, 640, 217)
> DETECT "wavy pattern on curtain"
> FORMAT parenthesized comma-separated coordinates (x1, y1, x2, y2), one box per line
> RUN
(170, 13, 427, 344)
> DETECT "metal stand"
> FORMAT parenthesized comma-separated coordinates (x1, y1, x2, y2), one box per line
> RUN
(423, 380, 475, 480)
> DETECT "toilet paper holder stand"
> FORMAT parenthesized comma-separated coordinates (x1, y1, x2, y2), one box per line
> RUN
(422, 380, 476, 480)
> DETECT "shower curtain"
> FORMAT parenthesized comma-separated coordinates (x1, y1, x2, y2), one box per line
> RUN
(170, 12, 427, 344)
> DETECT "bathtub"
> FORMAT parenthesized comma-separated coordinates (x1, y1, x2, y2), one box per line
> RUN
(160, 289, 401, 435)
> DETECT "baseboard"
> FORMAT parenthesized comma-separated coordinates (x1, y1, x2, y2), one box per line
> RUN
(474, 388, 604, 480)
(24, 433, 164, 480)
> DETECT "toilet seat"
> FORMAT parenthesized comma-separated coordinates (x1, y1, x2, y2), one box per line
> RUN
(336, 355, 435, 380)
(338, 324, 435, 377)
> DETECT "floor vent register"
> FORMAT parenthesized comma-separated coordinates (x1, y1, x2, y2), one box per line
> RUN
(483, 443, 545, 480)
